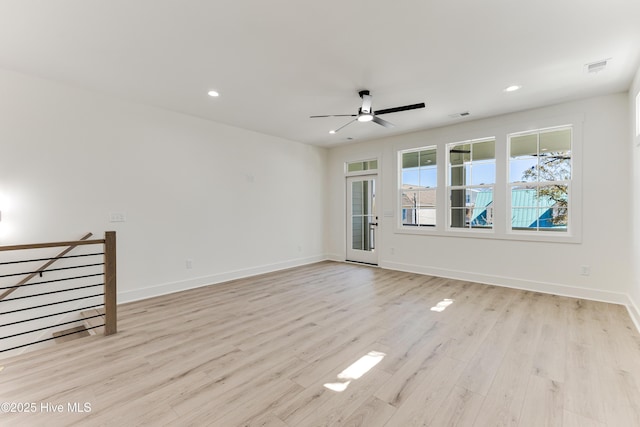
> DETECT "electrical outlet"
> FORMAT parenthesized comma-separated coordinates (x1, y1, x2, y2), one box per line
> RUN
(580, 265, 591, 276)
(186, 259, 193, 269)
(390, 247, 395, 255)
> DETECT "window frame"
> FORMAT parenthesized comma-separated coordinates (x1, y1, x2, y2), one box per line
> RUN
(345, 158, 378, 177)
(446, 137, 496, 233)
(507, 126, 573, 237)
(398, 146, 438, 229)
(394, 116, 582, 243)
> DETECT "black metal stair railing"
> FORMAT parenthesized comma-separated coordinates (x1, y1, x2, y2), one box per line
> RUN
(0, 232, 117, 356)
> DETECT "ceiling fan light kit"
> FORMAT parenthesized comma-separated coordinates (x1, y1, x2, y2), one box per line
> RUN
(312, 89, 425, 134)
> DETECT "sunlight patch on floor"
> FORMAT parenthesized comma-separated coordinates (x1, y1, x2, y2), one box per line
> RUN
(324, 350, 386, 392)
(431, 298, 454, 312)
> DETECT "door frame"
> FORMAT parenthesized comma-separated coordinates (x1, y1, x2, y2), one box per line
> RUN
(346, 174, 379, 265)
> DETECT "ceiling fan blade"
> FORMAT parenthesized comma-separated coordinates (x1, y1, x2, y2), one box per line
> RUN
(374, 102, 426, 115)
(332, 119, 357, 133)
(310, 114, 357, 118)
(372, 116, 394, 128)
(361, 94, 373, 114)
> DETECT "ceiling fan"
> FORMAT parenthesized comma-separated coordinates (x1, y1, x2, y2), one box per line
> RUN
(310, 90, 425, 133)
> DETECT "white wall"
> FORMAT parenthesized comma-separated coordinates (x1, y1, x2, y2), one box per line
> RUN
(0, 68, 328, 303)
(327, 93, 633, 305)
(630, 64, 640, 327)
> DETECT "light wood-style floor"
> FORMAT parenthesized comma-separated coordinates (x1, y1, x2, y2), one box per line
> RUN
(1, 261, 640, 426)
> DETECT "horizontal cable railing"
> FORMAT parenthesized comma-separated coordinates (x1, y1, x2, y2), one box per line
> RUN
(0, 232, 116, 356)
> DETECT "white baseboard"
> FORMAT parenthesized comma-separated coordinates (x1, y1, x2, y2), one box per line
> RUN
(627, 295, 640, 334)
(119, 254, 328, 304)
(326, 253, 344, 262)
(383, 260, 640, 334)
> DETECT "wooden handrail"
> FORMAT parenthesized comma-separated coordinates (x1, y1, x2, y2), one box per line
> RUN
(0, 233, 94, 301)
(0, 237, 104, 252)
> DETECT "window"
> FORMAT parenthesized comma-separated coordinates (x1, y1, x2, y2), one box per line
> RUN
(400, 147, 437, 226)
(395, 121, 579, 242)
(447, 138, 495, 230)
(509, 127, 571, 232)
(347, 159, 378, 173)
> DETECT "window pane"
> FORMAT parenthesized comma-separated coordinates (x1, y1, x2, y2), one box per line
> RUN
(511, 184, 568, 231)
(471, 189, 494, 227)
(352, 181, 363, 215)
(348, 160, 378, 173)
(547, 207, 568, 230)
(510, 158, 537, 183)
(537, 185, 568, 229)
(450, 189, 466, 228)
(348, 162, 364, 172)
(402, 169, 419, 186)
(419, 149, 437, 166)
(449, 144, 470, 165)
(352, 216, 364, 249)
(417, 208, 436, 226)
(473, 140, 495, 161)
(472, 163, 495, 185)
(537, 152, 571, 181)
(450, 208, 467, 228)
(419, 167, 437, 187)
(402, 189, 436, 226)
(540, 128, 571, 152)
(510, 129, 571, 184)
(450, 165, 463, 186)
(450, 164, 470, 186)
(511, 207, 539, 230)
(450, 189, 466, 209)
(510, 134, 538, 157)
(403, 151, 419, 168)
(416, 189, 436, 208)
(402, 208, 417, 225)
(511, 185, 538, 206)
(450, 189, 494, 229)
(401, 147, 437, 228)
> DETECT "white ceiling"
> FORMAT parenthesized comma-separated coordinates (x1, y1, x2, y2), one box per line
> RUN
(1, 0, 639, 147)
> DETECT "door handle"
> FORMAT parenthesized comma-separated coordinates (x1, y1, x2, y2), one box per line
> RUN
(369, 222, 378, 226)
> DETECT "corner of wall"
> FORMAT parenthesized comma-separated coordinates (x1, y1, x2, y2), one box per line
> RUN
(629, 62, 640, 332)
(627, 297, 640, 334)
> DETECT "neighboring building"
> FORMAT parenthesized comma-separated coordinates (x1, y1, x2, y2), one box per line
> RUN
(401, 185, 436, 226)
(471, 189, 566, 230)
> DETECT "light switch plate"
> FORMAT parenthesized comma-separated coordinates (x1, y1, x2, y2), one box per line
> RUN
(109, 212, 126, 222)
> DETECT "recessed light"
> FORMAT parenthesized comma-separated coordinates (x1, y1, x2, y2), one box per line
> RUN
(329, 130, 336, 134)
(207, 90, 220, 97)
(504, 85, 521, 92)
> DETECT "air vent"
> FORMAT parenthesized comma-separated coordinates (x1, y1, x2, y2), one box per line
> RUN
(448, 111, 470, 118)
(586, 59, 609, 73)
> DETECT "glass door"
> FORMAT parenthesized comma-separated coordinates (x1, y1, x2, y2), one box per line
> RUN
(346, 175, 378, 265)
